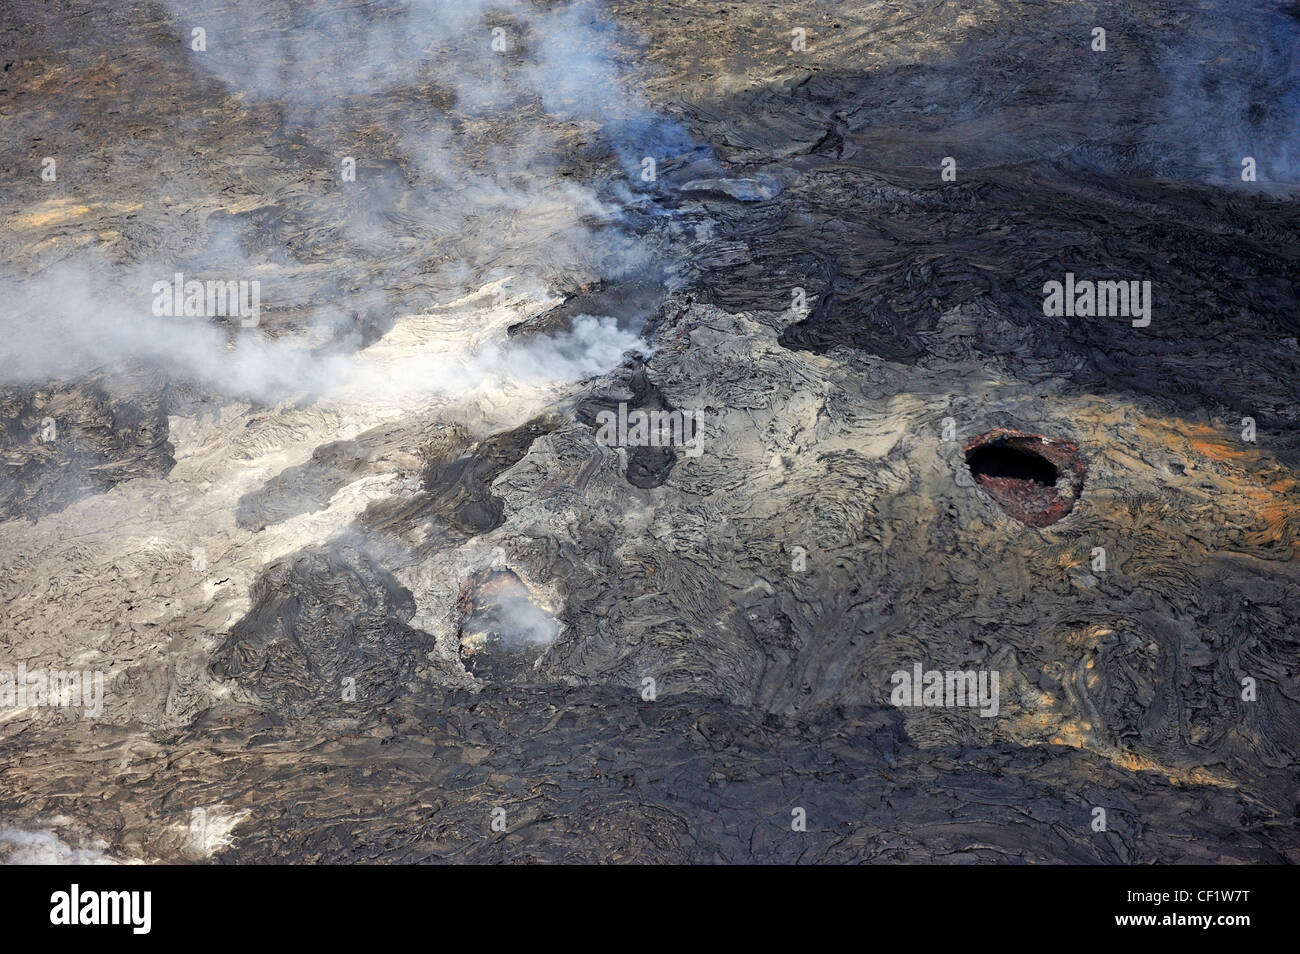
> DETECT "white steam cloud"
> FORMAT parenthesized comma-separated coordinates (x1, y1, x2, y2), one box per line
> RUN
(0, 827, 122, 865)
(0, 257, 641, 404)
(2, 0, 691, 401)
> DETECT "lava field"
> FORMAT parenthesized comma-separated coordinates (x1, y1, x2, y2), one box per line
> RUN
(0, 0, 1297, 865)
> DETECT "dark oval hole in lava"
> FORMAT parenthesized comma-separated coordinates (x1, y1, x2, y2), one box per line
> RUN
(962, 429, 1086, 528)
(966, 444, 1059, 487)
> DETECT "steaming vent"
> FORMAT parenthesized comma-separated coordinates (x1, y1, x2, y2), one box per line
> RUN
(457, 568, 559, 677)
(963, 429, 1086, 528)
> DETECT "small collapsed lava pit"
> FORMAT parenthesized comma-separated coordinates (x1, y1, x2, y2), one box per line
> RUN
(457, 568, 560, 677)
(963, 429, 1086, 528)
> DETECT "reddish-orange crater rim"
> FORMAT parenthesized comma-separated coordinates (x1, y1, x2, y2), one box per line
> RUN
(962, 428, 1087, 528)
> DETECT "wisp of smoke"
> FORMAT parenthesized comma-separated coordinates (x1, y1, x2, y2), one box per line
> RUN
(0, 827, 121, 865)
(3, 0, 693, 404)
(0, 259, 641, 404)
(1159, 1, 1300, 184)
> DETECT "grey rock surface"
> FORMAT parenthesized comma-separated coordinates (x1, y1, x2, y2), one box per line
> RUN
(0, 0, 1297, 863)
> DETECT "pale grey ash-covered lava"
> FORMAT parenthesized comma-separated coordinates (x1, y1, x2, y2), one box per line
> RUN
(0, 0, 1298, 864)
